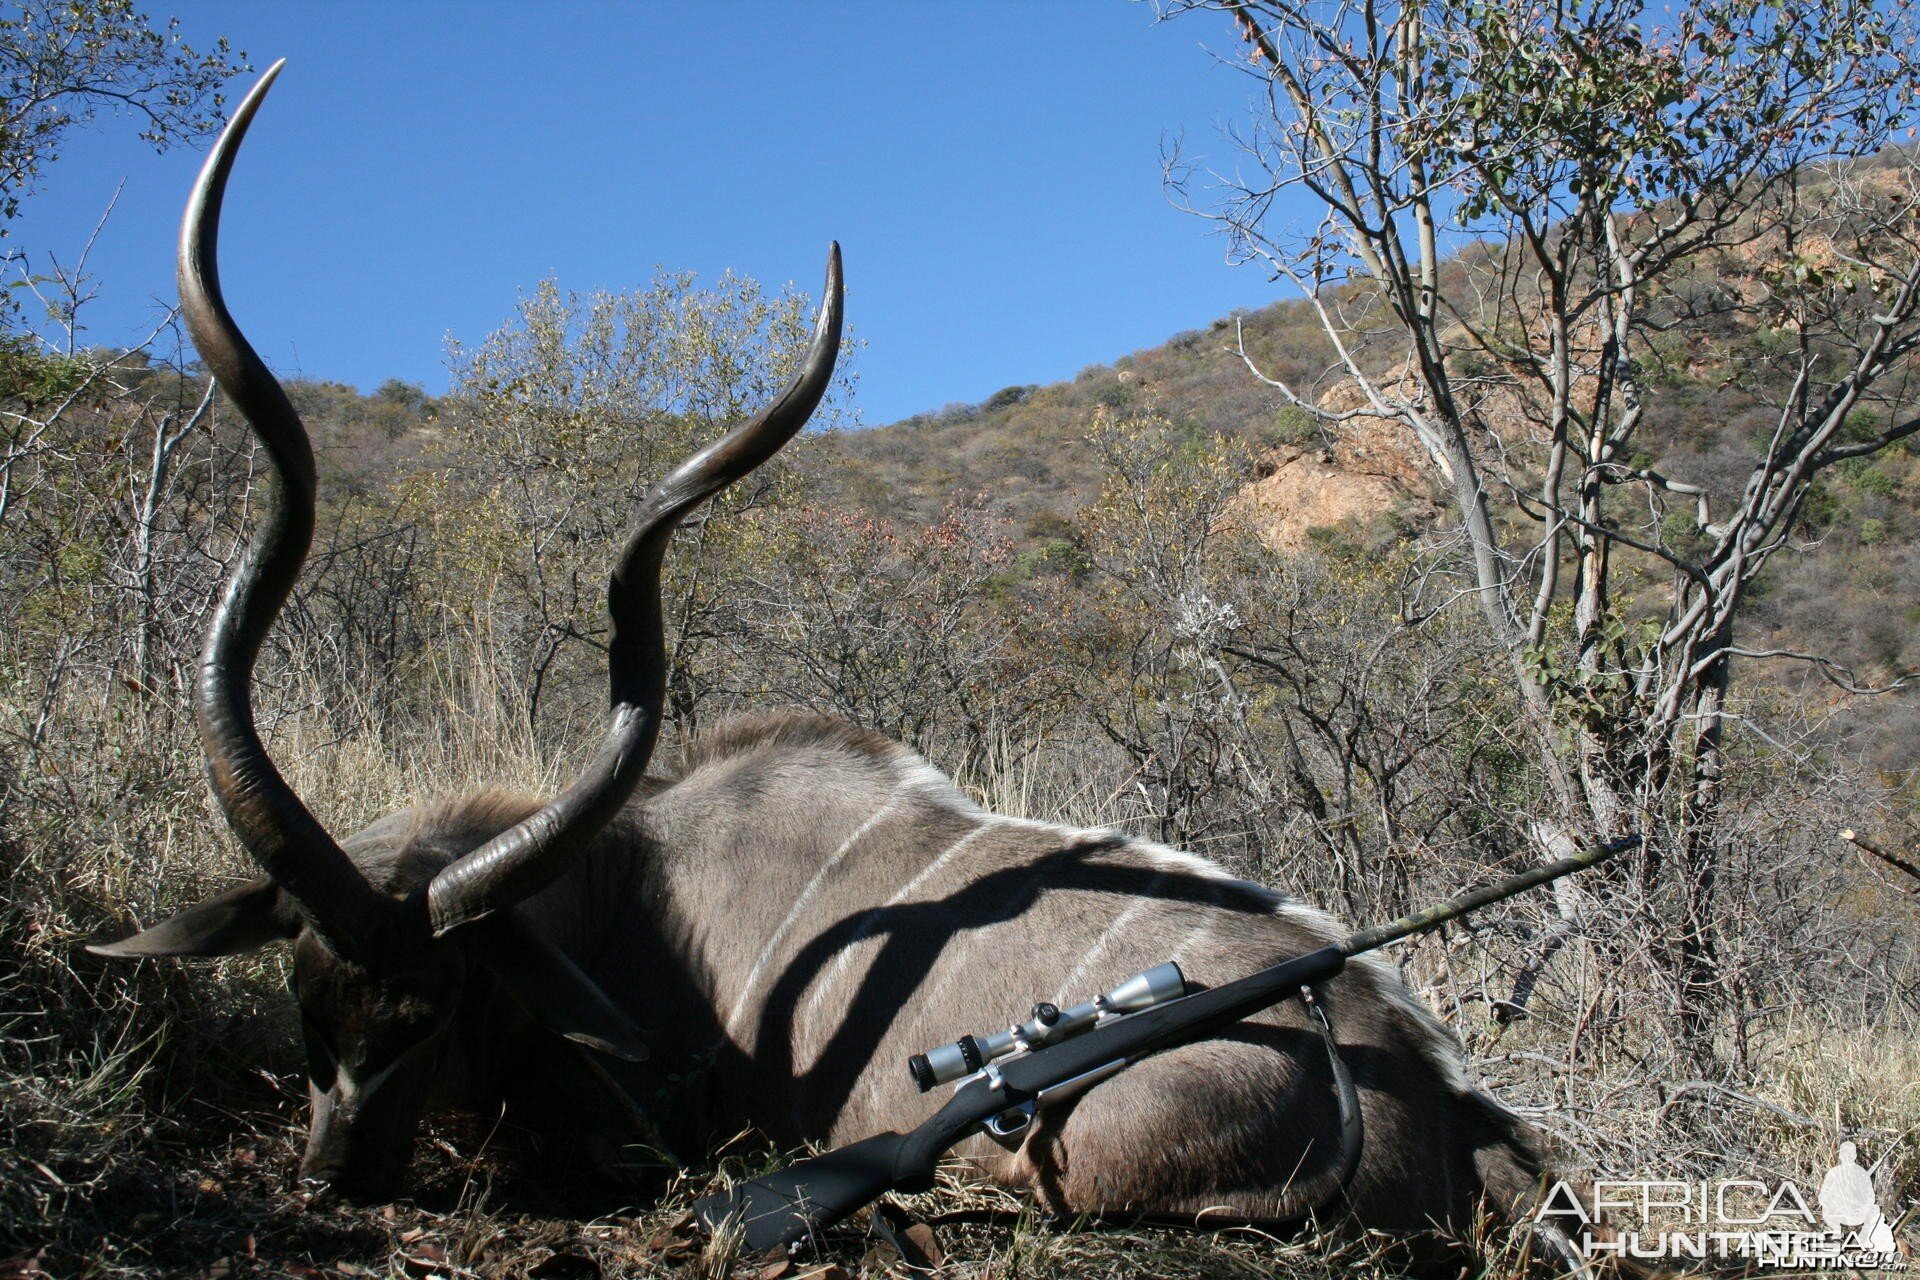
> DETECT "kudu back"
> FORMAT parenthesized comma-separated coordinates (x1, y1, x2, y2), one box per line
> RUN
(93, 66, 1547, 1236)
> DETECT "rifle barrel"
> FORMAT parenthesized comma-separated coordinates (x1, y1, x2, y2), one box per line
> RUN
(1340, 835, 1641, 958)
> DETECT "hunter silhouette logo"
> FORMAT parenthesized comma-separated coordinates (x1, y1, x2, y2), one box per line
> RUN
(1822, 1142, 1901, 1258)
(1538, 1140, 1911, 1269)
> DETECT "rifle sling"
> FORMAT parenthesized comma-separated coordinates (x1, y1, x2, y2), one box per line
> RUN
(1302, 982, 1365, 1205)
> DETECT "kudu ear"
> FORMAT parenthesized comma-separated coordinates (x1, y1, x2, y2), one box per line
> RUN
(88, 877, 300, 958)
(463, 911, 650, 1063)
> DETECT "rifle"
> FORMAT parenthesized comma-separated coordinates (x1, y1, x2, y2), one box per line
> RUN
(694, 834, 1641, 1253)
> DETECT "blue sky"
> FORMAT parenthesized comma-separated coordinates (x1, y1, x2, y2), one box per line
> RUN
(7, 4, 1294, 425)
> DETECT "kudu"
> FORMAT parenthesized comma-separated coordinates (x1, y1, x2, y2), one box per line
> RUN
(93, 65, 1548, 1237)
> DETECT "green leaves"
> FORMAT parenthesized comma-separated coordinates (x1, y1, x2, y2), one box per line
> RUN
(0, 337, 87, 402)
(1387, 0, 1920, 232)
(425, 266, 851, 730)
(0, 1, 245, 234)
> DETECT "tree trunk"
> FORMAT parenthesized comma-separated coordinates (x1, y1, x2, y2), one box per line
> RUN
(1676, 629, 1730, 1054)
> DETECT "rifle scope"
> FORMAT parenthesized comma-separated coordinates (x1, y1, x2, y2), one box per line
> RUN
(908, 960, 1187, 1092)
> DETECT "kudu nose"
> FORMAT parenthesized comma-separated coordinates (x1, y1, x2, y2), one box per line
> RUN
(300, 1162, 405, 1205)
(298, 1174, 340, 1206)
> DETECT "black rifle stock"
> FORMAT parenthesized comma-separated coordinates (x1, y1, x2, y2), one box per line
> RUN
(694, 835, 1639, 1253)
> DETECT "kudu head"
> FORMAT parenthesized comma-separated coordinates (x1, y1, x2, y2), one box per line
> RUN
(88, 63, 842, 1198)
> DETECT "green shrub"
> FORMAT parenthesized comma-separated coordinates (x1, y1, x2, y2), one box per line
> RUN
(1838, 459, 1898, 498)
(1267, 403, 1321, 447)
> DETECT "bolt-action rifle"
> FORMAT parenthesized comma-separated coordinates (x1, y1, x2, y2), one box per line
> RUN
(695, 835, 1641, 1253)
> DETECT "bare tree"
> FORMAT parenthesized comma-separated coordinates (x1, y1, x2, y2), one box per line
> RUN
(1166, 0, 1920, 1042)
(727, 499, 1042, 756)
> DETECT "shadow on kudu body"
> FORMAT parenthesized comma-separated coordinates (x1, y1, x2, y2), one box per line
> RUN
(92, 63, 1547, 1246)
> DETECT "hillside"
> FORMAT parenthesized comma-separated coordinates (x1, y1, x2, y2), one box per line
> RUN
(820, 301, 1336, 531)
(823, 289, 1920, 768)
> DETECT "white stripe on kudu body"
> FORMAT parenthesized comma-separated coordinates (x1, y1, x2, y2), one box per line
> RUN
(1167, 896, 1218, 969)
(799, 817, 1005, 1045)
(725, 792, 902, 1041)
(1050, 875, 1164, 1005)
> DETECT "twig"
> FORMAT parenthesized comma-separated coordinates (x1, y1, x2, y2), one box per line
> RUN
(1840, 829, 1920, 890)
(1656, 1081, 1824, 1131)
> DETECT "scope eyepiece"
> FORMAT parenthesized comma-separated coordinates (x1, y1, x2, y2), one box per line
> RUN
(908, 1033, 987, 1092)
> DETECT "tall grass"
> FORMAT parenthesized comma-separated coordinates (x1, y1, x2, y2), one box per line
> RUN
(0, 620, 584, 1261)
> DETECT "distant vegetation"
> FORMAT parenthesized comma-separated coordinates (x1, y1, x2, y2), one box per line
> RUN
(828, 286, 1920, 771)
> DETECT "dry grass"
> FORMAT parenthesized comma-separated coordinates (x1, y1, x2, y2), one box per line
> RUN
(2, 1109, 1528, 1280)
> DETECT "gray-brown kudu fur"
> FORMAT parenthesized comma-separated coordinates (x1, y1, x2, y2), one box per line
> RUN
(92, 66, 1547, 1235)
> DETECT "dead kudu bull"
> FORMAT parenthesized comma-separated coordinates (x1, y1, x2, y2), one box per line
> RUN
(93, 66, 1548, 1240)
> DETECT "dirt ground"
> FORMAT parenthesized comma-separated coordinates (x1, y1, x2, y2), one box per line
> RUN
(3, 1060, 1521, 1280)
